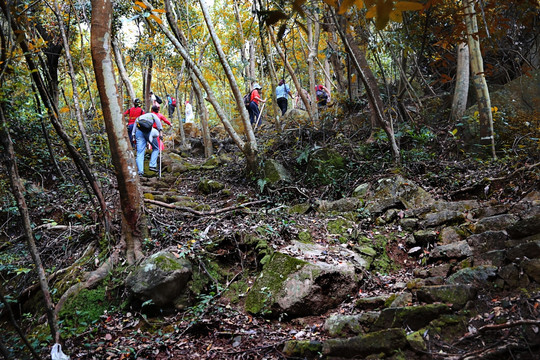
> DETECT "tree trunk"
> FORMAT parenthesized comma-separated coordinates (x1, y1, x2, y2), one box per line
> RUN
(0, 106, 60, 343)
(268, 27, 315, 122)
(198, 0, 258, 159)
(90, 0, 145, 264)
(144, 54, 153, 111)
(52, 0, 93, 164)
(333, 12, 400, 162)
(112, 36, 136, 104)
(258, 19, 281, 130)
(450, 42, 470, 123)
(307, 12, 320, 122)
(232, 0, 249, 90)
(464, 0, 496, 158)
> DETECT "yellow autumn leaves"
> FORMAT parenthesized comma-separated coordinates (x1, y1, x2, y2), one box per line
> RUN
(322, 0, 425, 30)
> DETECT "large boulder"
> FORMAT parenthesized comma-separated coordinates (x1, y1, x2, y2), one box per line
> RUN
(244, 250, 360, 317)
(125, 251, 192, 308)
(364, 176, 435, 214)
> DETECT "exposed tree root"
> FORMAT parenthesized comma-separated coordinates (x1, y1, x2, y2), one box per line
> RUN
(54, 246, 121, 318)
(144, 198, 268, 216)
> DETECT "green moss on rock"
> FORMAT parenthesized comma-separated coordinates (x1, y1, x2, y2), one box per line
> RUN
(245, 252, 308, 314)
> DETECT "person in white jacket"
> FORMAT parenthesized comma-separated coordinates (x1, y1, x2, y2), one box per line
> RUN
(185, 100, 194, 123)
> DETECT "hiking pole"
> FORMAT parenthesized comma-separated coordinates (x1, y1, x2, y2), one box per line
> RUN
(254, 101, 266, 131)
(159, 143, 162, 178)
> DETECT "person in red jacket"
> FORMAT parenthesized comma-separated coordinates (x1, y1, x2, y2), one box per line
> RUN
(149, 105, 172, 151)
(123, 98, 144, 149)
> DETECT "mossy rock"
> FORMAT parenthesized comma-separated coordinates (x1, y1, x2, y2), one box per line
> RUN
(197, 179, 225, 194)
(262, 159, 291, 184)
(327, 218, 353, 236)
(298, 231, 313, 243)
(372, 304, 452, 331)
(288, 203, 311, 214)
(282, 340, 323, 358)
(244, 252, 308, 315)
(323, 328, 408, 358)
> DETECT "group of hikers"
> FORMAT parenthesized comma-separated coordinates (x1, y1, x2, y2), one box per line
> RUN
(124, 82, 330, 177)
(247, 81, 331, 125)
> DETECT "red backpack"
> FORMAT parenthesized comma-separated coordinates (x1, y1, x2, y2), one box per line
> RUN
(171, 97, 177, 107)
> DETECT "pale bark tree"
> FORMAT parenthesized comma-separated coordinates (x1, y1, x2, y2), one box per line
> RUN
(464, 0, 496, 158)
(90, 0, 146, 263)
(52, 0, 94, 164)
(165, 0, 212, 156)
(198, 0, 258, 156)
(451, 42, 470, 123)
(259, 28, 281, 129)
(307, 11, 320, 121)
(0, 106, 60, 343)
(112, 37, 137, 104)
(232, 0, 249, 90)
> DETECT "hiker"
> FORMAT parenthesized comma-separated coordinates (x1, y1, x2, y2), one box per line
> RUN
(248, 83, 266, 126)
(275, 79, 292, 116)
(295, 88, 311, 111)
(315, 84, 330, 107)
(123, 98, 144, 149)
(167, 94, 176, 118)
(185, 100, 194, 123)
(132, 106, 163, 175)
(149, 91, 157, 107)
(149, 105, 171, 151)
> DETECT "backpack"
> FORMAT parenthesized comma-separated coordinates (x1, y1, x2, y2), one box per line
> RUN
(243, 90, 253, 109)
(316, 89, 328, 101)
(171, 97, 177, 107)
(137, 116, 154, 133)
(155, 94, 163, 104)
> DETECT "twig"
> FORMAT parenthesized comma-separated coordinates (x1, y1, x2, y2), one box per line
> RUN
(486, 162, 540, 182)
(144, 198, 268, 216)
(454, 320, 540, 345)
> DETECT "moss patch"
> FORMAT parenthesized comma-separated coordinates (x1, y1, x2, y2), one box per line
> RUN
(244, 252, 308, 315)
(58, 287, 111, 336)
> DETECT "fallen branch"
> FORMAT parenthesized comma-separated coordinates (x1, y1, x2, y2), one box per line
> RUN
(486, 162, 540, 182)
(454, 319, 540, 344)
(144, 198, 268, 216)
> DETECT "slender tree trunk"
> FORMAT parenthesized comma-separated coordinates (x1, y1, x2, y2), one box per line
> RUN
(260, 32, 281, 130)
(333, 12, 400, 162)
(199, 0, 258, 159)
(32, 87, 64, 180)
(112, 37, 136, 103)
(268, 27, 315, 122)
(307, 13, 320, 122)
(464, 0, 496, 158)
(0, 106, 60, 343)
(52, 0, 93, 164)
(451, 42, 470, 123)
(165, 0, 211, 155)
(249, 39, 256, 82)
(232, 0, 249, 90)
(90, 0, 145, 263)
(144, 54, 153, 111)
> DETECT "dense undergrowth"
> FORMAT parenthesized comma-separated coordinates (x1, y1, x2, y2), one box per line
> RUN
(1, 96, 539, 359)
